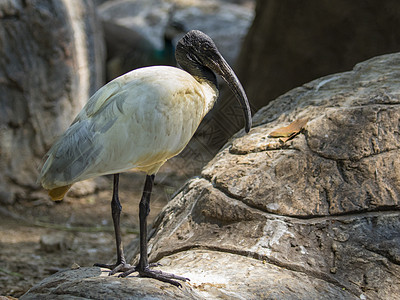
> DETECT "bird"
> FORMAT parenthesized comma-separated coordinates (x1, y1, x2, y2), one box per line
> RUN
(39, 30, 252, 287)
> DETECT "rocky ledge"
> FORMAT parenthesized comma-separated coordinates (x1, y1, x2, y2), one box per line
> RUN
(22, 53, 400, 299)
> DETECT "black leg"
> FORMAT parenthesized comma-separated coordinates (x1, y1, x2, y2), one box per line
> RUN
(119, 174, 189, 287)
(137, 174, 153, 269)
(94, 174, 132, 274)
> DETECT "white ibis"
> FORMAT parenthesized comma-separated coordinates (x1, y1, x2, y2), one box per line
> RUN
(39, 30, 252, 287)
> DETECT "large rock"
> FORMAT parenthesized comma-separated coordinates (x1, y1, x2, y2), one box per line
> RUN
(0, 0, 105, 204)
(21, 53, 400, 299)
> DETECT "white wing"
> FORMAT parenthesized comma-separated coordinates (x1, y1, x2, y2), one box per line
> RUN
(39, 66, 216, 189)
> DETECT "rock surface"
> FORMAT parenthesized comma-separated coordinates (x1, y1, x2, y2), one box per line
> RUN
(0, 0, 105, 204)
(21, 54, 400, 299)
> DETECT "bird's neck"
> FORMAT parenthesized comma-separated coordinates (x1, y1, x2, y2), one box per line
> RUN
(198, 78, 219, 116)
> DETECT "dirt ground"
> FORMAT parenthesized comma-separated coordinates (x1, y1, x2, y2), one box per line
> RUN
(0, 154, 207, 298)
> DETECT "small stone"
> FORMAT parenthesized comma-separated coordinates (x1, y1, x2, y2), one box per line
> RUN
(70, 263, 80, 270)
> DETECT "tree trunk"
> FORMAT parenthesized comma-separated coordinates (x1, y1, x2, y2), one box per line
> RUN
(236, 0, 400, 110)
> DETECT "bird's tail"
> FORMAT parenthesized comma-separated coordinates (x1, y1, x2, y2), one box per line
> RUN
(48, 185, 72, 201)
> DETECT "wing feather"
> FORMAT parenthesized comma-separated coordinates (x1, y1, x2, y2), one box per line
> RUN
(40, 120, 103, 188)
(39, 66, 215, 191)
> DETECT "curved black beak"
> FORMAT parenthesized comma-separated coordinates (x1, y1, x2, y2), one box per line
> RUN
(214, 57, 252, 133)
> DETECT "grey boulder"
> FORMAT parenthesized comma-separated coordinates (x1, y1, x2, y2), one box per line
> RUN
(22, 53, 400, 299)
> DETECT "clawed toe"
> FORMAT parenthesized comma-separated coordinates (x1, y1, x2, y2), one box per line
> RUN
(117, 266, 137, 278)
(117, 264, 189, 287)
(94, 262, 133, 276)
(139, 267, 190, 287)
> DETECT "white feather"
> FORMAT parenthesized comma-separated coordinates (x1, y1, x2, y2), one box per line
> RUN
(39, 66, 218, 190)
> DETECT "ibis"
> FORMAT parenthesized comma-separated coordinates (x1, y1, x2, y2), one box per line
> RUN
(39, 30, 252, 287)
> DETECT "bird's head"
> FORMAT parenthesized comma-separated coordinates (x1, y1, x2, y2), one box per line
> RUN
(176, 30, 252, 133)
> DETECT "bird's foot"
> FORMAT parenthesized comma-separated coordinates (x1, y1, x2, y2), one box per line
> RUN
(94, 262, 133, 276)
(118, 264, 190, 288)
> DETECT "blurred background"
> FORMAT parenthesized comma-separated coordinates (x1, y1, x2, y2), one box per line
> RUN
(1, 0, 400, 296)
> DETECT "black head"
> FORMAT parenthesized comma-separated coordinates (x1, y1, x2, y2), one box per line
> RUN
(176, 30, 252, 133)
(176, 31, 222, 71)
